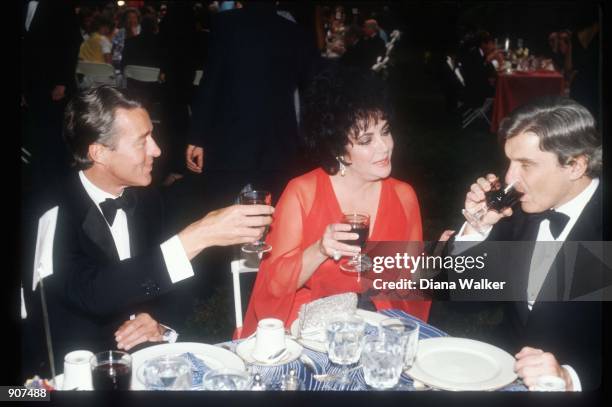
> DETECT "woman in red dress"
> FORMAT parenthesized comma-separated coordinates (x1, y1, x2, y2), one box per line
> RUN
(240, 68, 430, 338)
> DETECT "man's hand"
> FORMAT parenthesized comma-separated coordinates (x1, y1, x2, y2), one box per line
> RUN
(186, 144, 204, 173)
(514, 346, 573, 390)
(114, 313, 164, 351)
(51, 85, 66, 101)
(178, 204, 274, 259)
(462, 173, 513, 235)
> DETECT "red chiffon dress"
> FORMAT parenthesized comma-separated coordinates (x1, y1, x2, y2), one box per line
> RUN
(239, 168, 430, 338)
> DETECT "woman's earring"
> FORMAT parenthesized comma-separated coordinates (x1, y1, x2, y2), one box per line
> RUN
(336, 156, 346, 176)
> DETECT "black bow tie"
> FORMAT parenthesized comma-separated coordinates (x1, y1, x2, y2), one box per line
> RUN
(99, 190, 136, 226)
(531, 210, 570, 239)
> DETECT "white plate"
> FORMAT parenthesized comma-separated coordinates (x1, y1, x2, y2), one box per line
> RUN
(405, 337, 517, 391)
(289, 309, 387, 353)
(131, 342, 246, 390)
(235, 337, 303, 366)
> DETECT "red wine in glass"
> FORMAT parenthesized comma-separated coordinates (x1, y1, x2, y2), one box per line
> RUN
(90, 351, 132, 390)
(92, 362, 131, 390)
(239, 190, 272, 254)
(463, 181, 524, 233)
(339, 213, 373, 273)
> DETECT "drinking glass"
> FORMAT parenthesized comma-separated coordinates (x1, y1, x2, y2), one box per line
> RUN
(361, 336, 405, 389)
(202, 368, 252, 390)
(462, 180, 523, 233)
(338, 213, 373, 273)
(138, 355, 193, 390)
(325, 314, 366, 388)
(90, 351, 132, 390)
(379, 318, 420, 370)
(239, 190, 272, 254)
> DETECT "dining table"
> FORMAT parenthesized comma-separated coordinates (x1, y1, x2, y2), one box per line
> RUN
(490, 70, 565, 133)
(216, 309, 527, 392)
(40, 309, 528, 392)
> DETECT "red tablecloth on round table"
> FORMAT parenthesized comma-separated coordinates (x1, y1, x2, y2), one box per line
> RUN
(491, 70, 565, 133)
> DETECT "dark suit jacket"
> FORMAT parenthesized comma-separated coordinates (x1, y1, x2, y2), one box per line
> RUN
(459, 46, 495, 107)
(188, 5, 320, 172)
(446, 184, 604, 390)
(37, 173, 192, 368)
(21, 0, 81, 103)
(121, 33, 165, 70)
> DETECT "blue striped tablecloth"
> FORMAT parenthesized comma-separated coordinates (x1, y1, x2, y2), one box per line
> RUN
(217, 309, 527, 391)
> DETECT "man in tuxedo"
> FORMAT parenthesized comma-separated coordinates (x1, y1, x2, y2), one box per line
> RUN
(25, 85, 273, 374)
(185, 1, 320, 208)
(452, 97, 603, 391)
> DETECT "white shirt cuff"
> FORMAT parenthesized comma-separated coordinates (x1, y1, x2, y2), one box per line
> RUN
(454, 221, 492, 241)
(160, 235, 194, 284)
(562, 365, 582, 391)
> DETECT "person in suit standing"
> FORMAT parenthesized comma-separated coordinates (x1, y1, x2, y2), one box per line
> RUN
(24, 85, 274, 375)
(21, 0, 82, 195)
(459, 30, 502, 107)
(451, 96, 602, 391)
(185, 1, 321, 209)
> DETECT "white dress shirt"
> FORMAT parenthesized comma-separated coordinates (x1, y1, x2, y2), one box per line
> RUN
(79, 171, 194, 283)
(454, 178, 600, 391)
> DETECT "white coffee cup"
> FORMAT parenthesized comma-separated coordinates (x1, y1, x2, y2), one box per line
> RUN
(63, 350, 94, 390)
(252, 318, 286, 362)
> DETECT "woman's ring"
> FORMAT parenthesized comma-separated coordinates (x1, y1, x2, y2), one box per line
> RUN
(332, 250, 341, 261)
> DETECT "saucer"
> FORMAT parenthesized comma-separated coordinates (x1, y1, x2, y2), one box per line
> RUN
(235, 337, 303, 366)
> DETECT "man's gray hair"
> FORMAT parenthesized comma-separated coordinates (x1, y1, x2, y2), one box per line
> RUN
(499, 96, 602, 177)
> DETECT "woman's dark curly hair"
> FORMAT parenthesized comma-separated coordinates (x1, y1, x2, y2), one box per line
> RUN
(301, 65, 395, 175)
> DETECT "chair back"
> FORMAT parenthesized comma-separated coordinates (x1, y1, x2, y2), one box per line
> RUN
(76, 61, 117, 88)
(230, 258, 259, 330)
(193, 70, 204, 86)
(123, 65, 160, 83)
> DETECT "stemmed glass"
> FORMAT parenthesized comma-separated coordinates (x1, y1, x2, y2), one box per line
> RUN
(339, 213, 373, 273)
(462, 180, 523, 234)
(239, 190, 272, 254)
(325, 313, 366, 389)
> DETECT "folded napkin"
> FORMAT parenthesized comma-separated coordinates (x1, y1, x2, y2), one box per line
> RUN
(297, 293, 358, 335)
(181, 352, 210, 387)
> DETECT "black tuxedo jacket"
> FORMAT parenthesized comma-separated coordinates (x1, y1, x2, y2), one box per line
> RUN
(37, 174, 191, 368)
(188, 5, 320, 172)
(490, 185, 603, 390)
(450, 184, 604, 390)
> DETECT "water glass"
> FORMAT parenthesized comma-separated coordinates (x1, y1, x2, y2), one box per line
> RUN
(379, 318, 420, 370)
(361, 336, 405, 389)
(202, 368, 252, 391)
(326, 314, 366, 385)
(138, 355, 193, 390)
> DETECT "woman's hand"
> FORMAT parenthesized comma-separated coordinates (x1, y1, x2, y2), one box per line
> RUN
(318, 223, 361, 261)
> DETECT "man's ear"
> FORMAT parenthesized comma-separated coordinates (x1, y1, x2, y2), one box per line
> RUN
(88, 143, 107, 166)
(567, 155, 588, 180)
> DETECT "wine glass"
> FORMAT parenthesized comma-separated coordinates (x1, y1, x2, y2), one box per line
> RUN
(325, 313, 366, 389)
(462, 180, 523, 233)
(239, 190, 272, 254)
(339, 213, 373, 273)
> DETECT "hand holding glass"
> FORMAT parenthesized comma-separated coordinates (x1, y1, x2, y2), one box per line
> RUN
(462, 179, 523, 233)
(338, 213, 373, 273)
